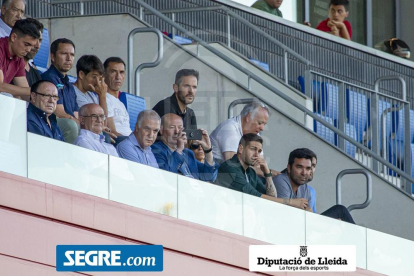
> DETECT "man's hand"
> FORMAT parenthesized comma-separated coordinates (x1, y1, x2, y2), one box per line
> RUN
(252, 156, 270, 175)
(103, 126, 117, 144)
(271, 169, 281, 176)
(70, 116, 80, 125)
(196, 129, 211, 150)
(329, 20, 346, 30)
(88, 77, 107, 97)
(288, 198, 309, 210)
(176, 131, 187, 153)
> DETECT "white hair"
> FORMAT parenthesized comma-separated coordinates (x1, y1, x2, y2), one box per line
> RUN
(240, 99, 271, 118)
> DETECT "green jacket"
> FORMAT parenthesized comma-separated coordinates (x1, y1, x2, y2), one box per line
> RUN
(251, 0, 283, 18)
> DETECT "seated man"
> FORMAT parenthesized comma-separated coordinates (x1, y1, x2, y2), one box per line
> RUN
(22, 18, 43, 86)
(117, 110, 160, 168)
(151, 113, 218, 181)
(251, 0, 283, 18)
(316, 0, 352, 40)
(274, 148, 355, 224)
(42, 38, 79, 144)
(152, 69, 198, 130)
(210, 99, 278, 177)
(74, 103, 118, 157)
(0, 0, 25, 38)
(216, 133, 306, 209)
(0, 18, 40, 98)
(27, 80, 64, 141)
(104, 57, 132, 143)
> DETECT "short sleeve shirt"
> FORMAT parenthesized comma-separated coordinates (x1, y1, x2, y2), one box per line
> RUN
(74, 85, 99, 108)
(106, 92, 132, 136)
(316, 18, 353, 39)
(0, 37, 25, 83)
(273, 173, 311, 201)
(210, 115, 243, 161)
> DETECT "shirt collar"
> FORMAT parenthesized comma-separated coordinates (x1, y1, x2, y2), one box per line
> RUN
(230, 154, 252, 174)
(169, 93, 186, 115)
(128, 132, 152, 152)
(49, 64, 69, 83)
(79, 129, 105, 142)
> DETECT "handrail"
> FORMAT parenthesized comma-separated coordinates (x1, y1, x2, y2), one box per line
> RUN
(134, 0, 414, 189)
(336, 169, 372, 212)
(375, 76, 407, 101)
(228, 98, 254, 118)
(145, 5, 310, 84)
(127, 27, 164, 96)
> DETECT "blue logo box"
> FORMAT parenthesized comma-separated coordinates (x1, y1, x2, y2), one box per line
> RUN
(56, 245, 163, 272)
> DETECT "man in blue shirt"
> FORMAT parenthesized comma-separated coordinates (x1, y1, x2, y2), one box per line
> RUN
(27, 80, 64, 141)
(74, 103, 118, 157)
(42, 38, 79, 143)
(151, 113, 218, 181)
(117, 110, 160, 168)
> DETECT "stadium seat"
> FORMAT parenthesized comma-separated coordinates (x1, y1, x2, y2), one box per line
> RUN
(308, 185, 317, 213)
(298, 76, 324, 113)
(322, 82, 339, 122)
(313, 113, 335, 145)
(366, 99, 392, 151)
(346, 89, 367, 143)
(33, 28, 49, 72)
(119, 92, 146, 130)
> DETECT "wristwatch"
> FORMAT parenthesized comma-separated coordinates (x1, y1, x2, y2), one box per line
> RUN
(203, 147, 212, 153)
(264, 171, 273, 178)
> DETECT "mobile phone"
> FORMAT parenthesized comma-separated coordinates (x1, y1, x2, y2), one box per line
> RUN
(183, 129, 202, 140)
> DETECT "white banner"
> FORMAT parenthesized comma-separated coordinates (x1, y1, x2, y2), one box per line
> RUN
(249, 245, 356, 272)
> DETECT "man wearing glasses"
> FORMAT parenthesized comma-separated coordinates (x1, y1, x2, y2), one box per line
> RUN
(27, 80, 64, 141)
(0, 0, 25, 38)
(74, 103, 118, 157)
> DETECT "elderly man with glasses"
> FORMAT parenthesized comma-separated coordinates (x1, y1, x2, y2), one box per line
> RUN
(74, 103, 118, 157)
(27, 80, 64, 141)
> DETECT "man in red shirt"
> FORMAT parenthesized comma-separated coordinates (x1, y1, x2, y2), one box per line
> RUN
(0, 18, 40, 98)
(316, 0, 352, 40)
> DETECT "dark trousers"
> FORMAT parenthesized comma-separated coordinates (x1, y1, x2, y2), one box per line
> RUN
(321, 205, 355, 224)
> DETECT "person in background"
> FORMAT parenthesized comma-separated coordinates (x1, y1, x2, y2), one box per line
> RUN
(188, 140, 205, 164)
(23, 18, 43, 86)
(251, 0, 283, 18)
(0, 0, 25, 38)
(316, 0, 351, 40)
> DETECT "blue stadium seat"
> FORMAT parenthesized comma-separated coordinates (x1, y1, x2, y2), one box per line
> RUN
(366, 99, 392, 151)
(298, 76, 324, 113)
(322, 82, 339, 122)
(346, 89, 367, 143)
(308, 185, 317, 213)
(334, 123, 357, 157)
(119, 92, 146, 130)
(33, 28, 49, 71)
(313, 114, 335, 145)
(391, 109, 414, 143)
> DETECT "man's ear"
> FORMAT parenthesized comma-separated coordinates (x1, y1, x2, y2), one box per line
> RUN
(30, 92, 36, 104)
(287, 164, 291, 174)
(50, 53, 55, 64)
(173, 83, 178, 93)
(238, 144, 243, 154)
(78, 71, 85, 80)
(9, 33, 17, 43)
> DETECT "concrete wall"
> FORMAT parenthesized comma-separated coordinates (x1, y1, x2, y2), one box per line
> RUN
(399, 1, 414, 62)
(42, 14, 414, 240)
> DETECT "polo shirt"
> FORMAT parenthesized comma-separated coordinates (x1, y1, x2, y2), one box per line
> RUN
(273, 173, 311, 201)
(27, 103, 65, 141)
(316, 18, 353, 39)
(116, 133, 158, 168)
(152, 93, 197, 130)
(74, 129, 118, 157)
(41, 65, 79, 117)
(0, 18, 11, 38)
(0, 37, 25, 83)
(216, 154, 266, 197)
(251, 0, 283, 17)
(74, 85, 99, 108)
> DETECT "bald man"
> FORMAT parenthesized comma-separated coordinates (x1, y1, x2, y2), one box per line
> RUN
(151, 113, 218, 181)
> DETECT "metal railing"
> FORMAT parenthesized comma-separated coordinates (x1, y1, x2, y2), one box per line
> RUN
(305, 70, 412, 192)
(336, 169, 372, 212)
(145, 5, 311, 84)
(127, 27, 164, 96)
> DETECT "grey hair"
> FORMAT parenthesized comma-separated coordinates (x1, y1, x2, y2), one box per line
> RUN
(240, 99, 271, 118)
(78, 103, 101, 117)
(2, 0, 27, 9)
(137, 110, 161, 128)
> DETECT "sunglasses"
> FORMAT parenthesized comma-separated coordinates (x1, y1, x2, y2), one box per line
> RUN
(190, 143, 201, 150)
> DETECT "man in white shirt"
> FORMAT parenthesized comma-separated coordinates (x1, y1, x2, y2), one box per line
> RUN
(74, 103, 118, 157)
(103, 57, 132, 144)
(0, 0, 25, 38)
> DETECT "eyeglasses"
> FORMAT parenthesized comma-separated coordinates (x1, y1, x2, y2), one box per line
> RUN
(82, 114, 106, 121)
(190, 143, 202, 150)
(33, 91, 60, 101)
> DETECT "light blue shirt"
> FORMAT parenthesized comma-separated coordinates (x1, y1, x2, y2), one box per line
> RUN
(116, 133, 159, 168)
(74, 85, 99, 108)
(74, 129, 119, 157)
(0, 18, 11, 38)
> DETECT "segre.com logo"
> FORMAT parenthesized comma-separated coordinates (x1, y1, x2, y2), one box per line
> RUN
(56, 245, 163, 272)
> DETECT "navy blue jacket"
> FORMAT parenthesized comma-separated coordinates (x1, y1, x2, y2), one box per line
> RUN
(27, 103, 65, 141)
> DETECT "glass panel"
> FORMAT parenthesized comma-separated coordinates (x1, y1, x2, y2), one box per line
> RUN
(243, 193, 306, 245)
(27, 133, 108, 198)
(109, 156, 178, 217)
(0, 95, 27, 177)
(372, 0, 395, 46)
(367, 228, 414, 275)
(177, 175, 243, 235)
(306, 212, 367, 269)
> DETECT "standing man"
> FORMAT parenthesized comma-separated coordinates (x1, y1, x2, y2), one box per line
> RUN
(316, 0, 351, 40)
(104, 57, 132, 142)
(216, 134, 306, 209)
(251, 0, 283, 18)
(74, 103, 118, 157)
(23, 18, 43, 86)
(151, 113, 218, 181)
(0, 0, 25, 38)
(42, 38, 79, 143)
(273, 148, 355, 223)
(152, 69, 198, 130)
(27, 80, 64, 141)
(117, 110, 160, 168)
(0, 18, 39, 98)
